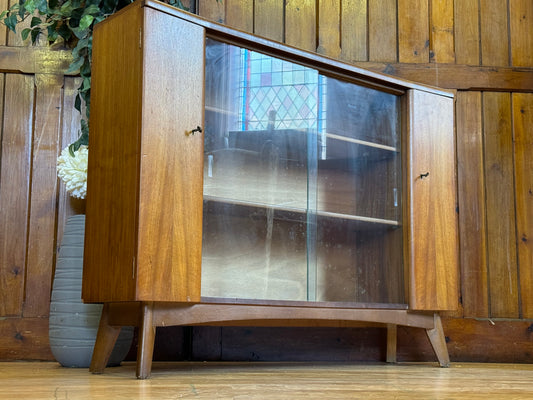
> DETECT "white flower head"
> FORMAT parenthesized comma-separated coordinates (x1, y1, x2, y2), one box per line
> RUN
(57, 145, 88, 199)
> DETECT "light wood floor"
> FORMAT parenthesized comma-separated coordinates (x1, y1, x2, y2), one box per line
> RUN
(1, 361, 533, 399)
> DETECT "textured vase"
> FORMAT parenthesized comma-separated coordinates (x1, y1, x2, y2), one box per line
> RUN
(49, 214, 133, 368)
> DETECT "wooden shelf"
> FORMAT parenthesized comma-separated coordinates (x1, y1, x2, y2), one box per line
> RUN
(205, 105, 237, 116)
(325, 132, 398, 152)
(203, 195, 399, 228)
(322, 132, 399, 162)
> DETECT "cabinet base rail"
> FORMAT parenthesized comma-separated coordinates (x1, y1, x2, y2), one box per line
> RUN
(89, 302, 450, 379)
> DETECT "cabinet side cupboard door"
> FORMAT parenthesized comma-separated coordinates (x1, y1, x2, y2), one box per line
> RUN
(83, 3, 205, 303)
(405, 90, 458, 311)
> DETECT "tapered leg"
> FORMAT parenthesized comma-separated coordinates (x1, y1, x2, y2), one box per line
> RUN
(136, 302, 156, 379)
(90, 303, 122, 374)
(426, 313, 450, 367)
(386, 324, 397, 363)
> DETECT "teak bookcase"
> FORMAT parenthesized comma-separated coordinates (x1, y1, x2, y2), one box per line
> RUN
(82, 0, 458, 379)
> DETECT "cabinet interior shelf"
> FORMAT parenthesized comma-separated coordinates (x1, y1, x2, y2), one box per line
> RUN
(203, 195, 400, 229)
(324, 132, 398, 153)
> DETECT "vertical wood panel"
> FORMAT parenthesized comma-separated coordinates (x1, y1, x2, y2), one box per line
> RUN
(483, 92, 519, 318)
(456, 92, 488, 318)
(0, 74, 34, 316)
(510, 0, 533, 67)
(513, 93, 533, 319)
(480, 0, 509, 66)
(285, 0, 316, 53)
(317, 0, 341, 58)
(368, 0, 396, 62)
(430, 0, 454, 63)
(23, 74, 63, 317)
(454, 0, 480, 65)
(198, 0, 225, 23)
(254, 0, 283, 42)
(398, 0, 429, 63)
(0, 74, 4, 130)
(340, 0, 367, 62)
(0, 0, 7, 46)
(225, 0, 253, 32)
(454, 0, 479, 65)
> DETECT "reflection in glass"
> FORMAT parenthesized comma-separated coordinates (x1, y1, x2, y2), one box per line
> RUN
(202, 38, 404, 304)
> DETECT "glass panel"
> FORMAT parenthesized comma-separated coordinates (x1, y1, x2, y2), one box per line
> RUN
(202, 39, 404, 304)
(315, 76, 403, 303)
(202, 38, 318, 301)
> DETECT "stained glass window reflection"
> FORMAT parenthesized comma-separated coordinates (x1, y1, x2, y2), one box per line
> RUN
(236, 49, 325, 132)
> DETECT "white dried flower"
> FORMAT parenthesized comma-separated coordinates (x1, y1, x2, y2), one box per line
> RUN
(57, 145, 88, 199)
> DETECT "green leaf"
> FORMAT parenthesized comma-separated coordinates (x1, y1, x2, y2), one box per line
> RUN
(47, 27, 58, 42)
(71, 37, 89, 58)
(79, 58, 91, 76)
(80, 119, 89, 138)
(66, 56, 84, 73)
(74, 93, 82, 112)
(71, 26, 89, 39)
(4, 14, 19, 33)
(68, 121, 89, 155)
(83, 4, 101, 15)
(81, 76, 91, 92)
(102, 0, 118, 14)
(30, 27, 40, 43)
(59, 1, 73, 16)
(57, 22, 72, 41)
(16, 4, 25, 19)
(36, 0, 48, 14)
(23, 0, 36, 14)
(71, 0, 82, 10)
(78, 14, 94, 30)
(21, 27, 31, 41)
(30, 16, 41, 27)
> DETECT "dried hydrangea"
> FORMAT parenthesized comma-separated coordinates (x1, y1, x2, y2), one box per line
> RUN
(57, 145, 88, 199)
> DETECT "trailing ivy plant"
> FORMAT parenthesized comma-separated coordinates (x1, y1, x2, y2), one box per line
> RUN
(1, 0, 188, 153)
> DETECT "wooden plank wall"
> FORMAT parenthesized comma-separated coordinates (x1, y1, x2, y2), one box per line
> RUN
(0, 21, 84, 359)
(1, 0, 532, 362)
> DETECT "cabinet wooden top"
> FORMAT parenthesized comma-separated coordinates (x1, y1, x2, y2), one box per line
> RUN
(105, 0, 454, 99)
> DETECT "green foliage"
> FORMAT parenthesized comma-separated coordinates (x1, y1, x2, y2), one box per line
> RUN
(1, 0, 189, 149)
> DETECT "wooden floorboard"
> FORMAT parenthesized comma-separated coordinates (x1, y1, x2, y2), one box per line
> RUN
(1, 361, 533, 399)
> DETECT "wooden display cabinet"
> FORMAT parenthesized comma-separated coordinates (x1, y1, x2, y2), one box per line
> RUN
(82, 0, 458, 379)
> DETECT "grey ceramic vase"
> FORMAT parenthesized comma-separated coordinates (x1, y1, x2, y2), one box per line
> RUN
(49, 214, 133, 368)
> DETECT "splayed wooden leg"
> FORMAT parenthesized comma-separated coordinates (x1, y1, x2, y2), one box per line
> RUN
(426, 313, 450, 367)
(90, 303, 121, 374)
